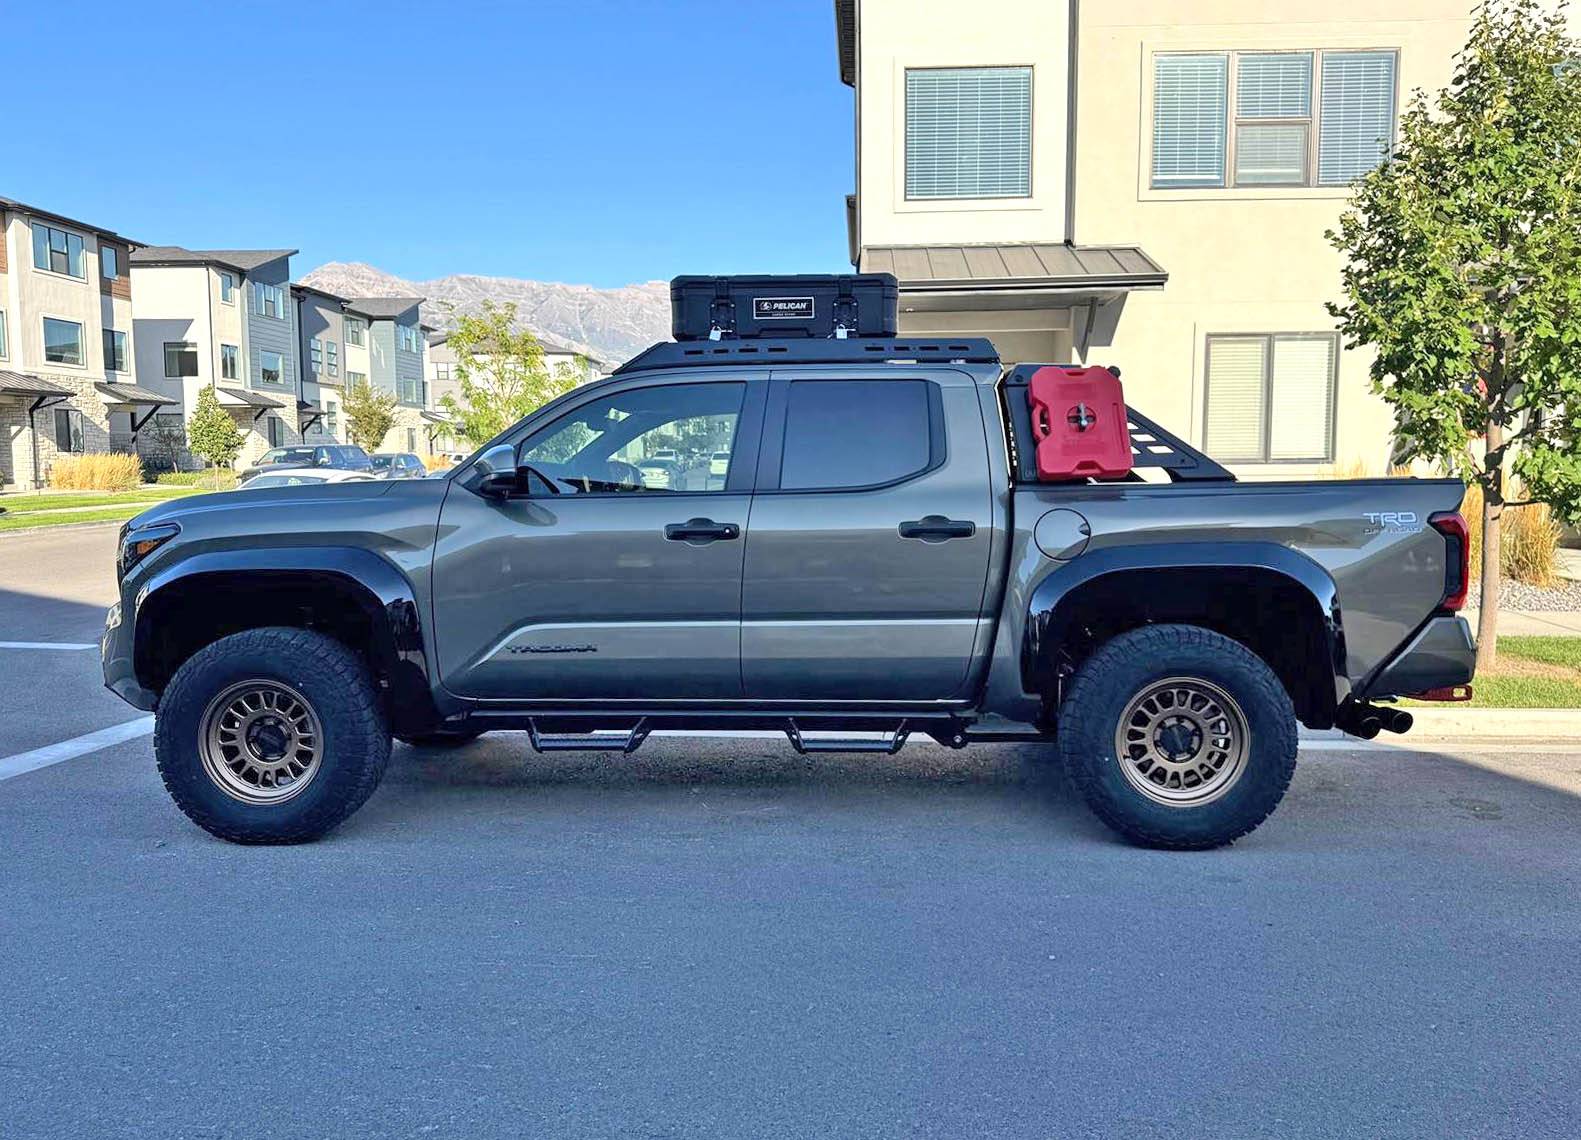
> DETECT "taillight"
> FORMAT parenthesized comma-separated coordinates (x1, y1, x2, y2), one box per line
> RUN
(1429, 510, 1470, 611)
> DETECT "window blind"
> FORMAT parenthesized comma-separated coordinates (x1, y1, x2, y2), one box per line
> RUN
(1204, 337, 1267, 460)
(1152, 54, 1227, 188)
(1319, 52, 1396, 185)
(1237, 53, 1312, 118)
(1268, 337, 1336, 460)
(905, 67, 1032, 199)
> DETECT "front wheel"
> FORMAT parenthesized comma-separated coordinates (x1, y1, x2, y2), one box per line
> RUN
(1057, 624, 1297, 850)
(154, 627, 391, 844)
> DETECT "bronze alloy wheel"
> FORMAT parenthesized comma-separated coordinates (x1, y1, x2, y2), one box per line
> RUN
(1113, 676, 1251, 807)
(198, 679, 325, 805)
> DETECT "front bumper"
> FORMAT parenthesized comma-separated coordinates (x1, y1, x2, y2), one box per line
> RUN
(101, 597, 157, 711)
(1363, 615, 1476, 699)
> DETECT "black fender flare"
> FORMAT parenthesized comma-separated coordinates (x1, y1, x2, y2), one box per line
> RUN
(134, 547, 435, 732)
(1021, 541, 1347, 712)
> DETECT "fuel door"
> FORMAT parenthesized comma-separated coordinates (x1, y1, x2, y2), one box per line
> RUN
(1033, 508, 1091, 561)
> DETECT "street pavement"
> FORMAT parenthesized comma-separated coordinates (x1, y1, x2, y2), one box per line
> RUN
(2, 525, 1580, 1139)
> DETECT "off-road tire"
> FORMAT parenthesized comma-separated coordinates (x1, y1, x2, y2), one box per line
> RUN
(1057, 624, 1297, 850)
(395, 730, 484, 748)
(154, 627, 390, 844)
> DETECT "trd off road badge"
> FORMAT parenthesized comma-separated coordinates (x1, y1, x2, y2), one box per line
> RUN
(1362, 510, 1419, 534)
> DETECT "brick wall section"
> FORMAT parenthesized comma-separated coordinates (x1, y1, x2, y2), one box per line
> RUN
(32, 374, 114, 486)
(0, 396, 26, 487)
(234, 408, 303, 470)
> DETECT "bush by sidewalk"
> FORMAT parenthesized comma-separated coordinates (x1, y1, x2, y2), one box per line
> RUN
(47, 454, 144, 492)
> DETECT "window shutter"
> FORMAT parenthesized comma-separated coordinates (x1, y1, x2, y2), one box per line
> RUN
(1152, 54, 1227, 188)
(1268, 336, 1336, 460)
(905, 67, 1032, 199)
(1319, 51, 1396, 185)
(1205, 337, 1267, 460)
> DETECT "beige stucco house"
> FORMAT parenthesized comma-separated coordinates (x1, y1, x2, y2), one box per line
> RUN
(835, 0, 1484, 477)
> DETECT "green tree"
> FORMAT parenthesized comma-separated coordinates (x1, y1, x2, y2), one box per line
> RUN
(185, 385, 244, 486)
(439, 301, 585, 445)
(343, 378, 397, 452)
(1328, 0, 1581, 671)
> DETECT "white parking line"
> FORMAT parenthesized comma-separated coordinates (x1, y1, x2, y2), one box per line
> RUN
(0, 716, 154, 782)
(0, 641, 97, 651)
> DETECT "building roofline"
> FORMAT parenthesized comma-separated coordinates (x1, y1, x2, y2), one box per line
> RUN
(0, 195, 142, 248)
(834, 0, 856, 86)
(130, 247, 298, 275)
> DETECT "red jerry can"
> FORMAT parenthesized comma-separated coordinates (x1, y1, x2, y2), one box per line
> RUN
(1026, 366, 1133, 481)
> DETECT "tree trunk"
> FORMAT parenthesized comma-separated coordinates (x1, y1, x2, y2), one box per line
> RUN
(1474, 423, 1503, 674)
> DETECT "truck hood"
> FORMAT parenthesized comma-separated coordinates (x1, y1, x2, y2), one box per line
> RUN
(126, 479, 399, 530)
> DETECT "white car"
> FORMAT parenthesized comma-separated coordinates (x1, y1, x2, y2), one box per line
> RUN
(709, 450, 731, 477)
(240, 467, 381, 489)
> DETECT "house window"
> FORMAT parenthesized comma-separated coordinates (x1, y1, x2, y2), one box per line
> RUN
(345, 317, 366, 346)
(54, 407, 85, 453)
(164, 341, 199, 378)
(103, 329, 128, 372)
(325, 398, 339, 436)
(260, 350, 284, 385)
(398, 324, 421, 353)
(32, 223, 86, 278)
(220, 272, 236, 303)
(347, 371, 367, 387)
(1152, 50, 1396, 189)
(310, 338, 323, 375)
(101, 246, 120, 280)
(43, 318, 85, 365)
(1204, 333, 1337, 462)
(406, 428, 417, 452)
(0, 310, 8, 358)
(253, 282, 286, 319)
(397, 375, 426, 406)
(325, 341, 338, 377)
(221, 343, 240, 380)
(904, 66, 1032, 200)
(434, 362, 451, 382)
(266, 415, 284, 448)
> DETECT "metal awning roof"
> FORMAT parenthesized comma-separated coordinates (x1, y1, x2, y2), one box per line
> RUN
(213, 386, 287, 409)
(94, 381, 176, 406)
(419, 410, 452, 424)
(296, 398, 323, 414)
(860, 242, 1168, 300)
(0, 371, 74, 398)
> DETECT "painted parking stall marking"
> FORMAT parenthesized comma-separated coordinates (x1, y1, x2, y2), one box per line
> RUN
(0, 717, 154, 782)
(0, 641, 98, 651)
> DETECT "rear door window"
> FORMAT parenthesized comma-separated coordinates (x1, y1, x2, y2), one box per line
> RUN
(777, 380, 935, 491)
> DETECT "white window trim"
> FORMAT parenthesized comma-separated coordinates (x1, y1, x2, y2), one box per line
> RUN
(258, 349, 286, 386)
(1202, 331, 1339, 464)
(40, 315, 88, 369)
(163, 340, 199, 379)
(220, 343, 241, 382)
(219, 272, 237, 305)
(0, 309, 8, 360)
(1138, 38, 1400, 202)
(103, 328, 129, 373)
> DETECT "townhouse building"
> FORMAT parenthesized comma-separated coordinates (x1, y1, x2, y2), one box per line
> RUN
(293, 283, 348, 444)
(130, 246, 303, 467)
(833, 0, 1480, 476)
(341, 297, 432, 454)
(0, 196, 167, 489)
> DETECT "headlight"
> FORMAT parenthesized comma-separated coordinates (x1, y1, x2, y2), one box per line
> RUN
(117, 522, 180, 583)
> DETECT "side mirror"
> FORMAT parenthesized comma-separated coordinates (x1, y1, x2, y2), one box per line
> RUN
(478, 469, 520, 500)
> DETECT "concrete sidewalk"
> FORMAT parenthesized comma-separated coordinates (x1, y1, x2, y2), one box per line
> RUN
(1464, 608, 1581, 635)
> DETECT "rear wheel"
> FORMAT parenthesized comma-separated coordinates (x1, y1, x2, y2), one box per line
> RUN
(154, 628, 390, 844)
(1057, 624, 1297, 850)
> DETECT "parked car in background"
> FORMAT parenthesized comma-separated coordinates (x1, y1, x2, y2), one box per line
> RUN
(637, 457, 679, 489)
(239, 444, 372, 483)
(238, 468, 381, 489)
(709, 450, 730, 476)
(369, 453, 428, 480)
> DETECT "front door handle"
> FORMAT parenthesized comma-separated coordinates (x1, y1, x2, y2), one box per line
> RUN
(898, 515, 977, 543)
(665, 517, 741, 543)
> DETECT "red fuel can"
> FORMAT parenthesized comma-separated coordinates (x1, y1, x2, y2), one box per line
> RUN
(1026, 366, 1133, 481)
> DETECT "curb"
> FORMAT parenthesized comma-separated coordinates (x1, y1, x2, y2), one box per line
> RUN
(0, 519, 130, 538)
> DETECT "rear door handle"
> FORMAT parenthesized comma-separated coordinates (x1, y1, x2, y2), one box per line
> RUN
(665, 517, 741, 543)
(898, 515, 977, 542)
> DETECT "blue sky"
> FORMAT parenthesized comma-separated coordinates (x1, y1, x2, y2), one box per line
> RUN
(7, 0, 854, 287)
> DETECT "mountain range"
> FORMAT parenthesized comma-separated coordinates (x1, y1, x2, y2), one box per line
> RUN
(299, 262, 671, 365)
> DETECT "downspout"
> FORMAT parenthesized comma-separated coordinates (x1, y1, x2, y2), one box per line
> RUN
(1064, 0, 1080, 245)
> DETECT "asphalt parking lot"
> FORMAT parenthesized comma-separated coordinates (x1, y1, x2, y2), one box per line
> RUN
(2, 525, 1580, 1139)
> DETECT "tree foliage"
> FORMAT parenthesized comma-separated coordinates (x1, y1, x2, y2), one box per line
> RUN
(343, 378, 398, 452)
(439, 301, 585, 446)
(1328, 0, 1581, 667)
(185, 386, 244, 476)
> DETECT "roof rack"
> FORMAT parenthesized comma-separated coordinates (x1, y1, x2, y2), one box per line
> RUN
(613, 336, 1001, 375)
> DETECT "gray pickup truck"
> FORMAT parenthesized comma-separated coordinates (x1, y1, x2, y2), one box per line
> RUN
(102, 333, 1474, 850)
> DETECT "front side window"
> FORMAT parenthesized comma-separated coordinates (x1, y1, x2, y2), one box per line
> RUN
(1204, 333, 1337, 462)
(310, 338, 323, 374)
(103, 329, 128, 372)
(325, 397, 339, 435)
(434, 361, 451, 382)
(260, 350, 284, 385)
(266, 416, 284, 448)
(164, 341, 198, 378)
(779, 380, 934, 490)
(519, 382, 745, 494)
(347, 370, 367, 387)
(325, 340, 338, 376)
(398, 324, 421, 353)
(221, 343, 240, 380)
(43, 317, 85, 365)
(32, 223, 86, 278)
(54, 407, 85, 452)
(1152, 49, 1396, 189)
(904, 66, 1032, 200)
(345, 317, 366, 346)
(220, 272, 236, 303)
(254, 282, 286, 318)
(101, 246, 120, 280)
